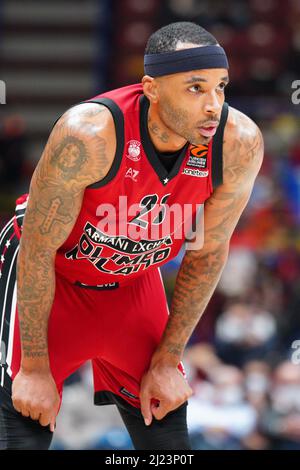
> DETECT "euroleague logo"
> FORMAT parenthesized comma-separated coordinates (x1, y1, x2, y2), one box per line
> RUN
(190, 144, 208, 157)
(182, 144, 209, 178)
(126, 140, 141, 162)
(188, 144, 208, 168)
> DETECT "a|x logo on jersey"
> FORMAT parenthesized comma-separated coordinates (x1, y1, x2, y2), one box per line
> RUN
(125, 168, 139, 182)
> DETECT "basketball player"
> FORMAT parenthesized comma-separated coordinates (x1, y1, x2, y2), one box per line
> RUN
(0, 22, 263, 449)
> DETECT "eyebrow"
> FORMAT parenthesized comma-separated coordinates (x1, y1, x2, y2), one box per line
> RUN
(183, 75, 230, 84)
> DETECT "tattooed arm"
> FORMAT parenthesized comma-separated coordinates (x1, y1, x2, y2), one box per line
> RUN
(12, 103, 116, 429)
(140, 107, 264, 424)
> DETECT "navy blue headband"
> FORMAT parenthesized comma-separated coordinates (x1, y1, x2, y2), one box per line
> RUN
(144, 45, 229, 77)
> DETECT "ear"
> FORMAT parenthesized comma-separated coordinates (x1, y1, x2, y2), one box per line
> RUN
(142, 75, 159, 104)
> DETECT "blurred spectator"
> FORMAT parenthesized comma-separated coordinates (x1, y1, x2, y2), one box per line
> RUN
(244, 361, 271, 414)
(184, 343, 222, 382)
(240, 362, 272, 448)
(218, 248, 257, 297)
(215, 302, 278, 366)
(186, 364, 257, 450)
(260, 362, 300, 449)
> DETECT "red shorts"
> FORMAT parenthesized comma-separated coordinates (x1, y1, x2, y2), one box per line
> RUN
(0, 215, 185, 409)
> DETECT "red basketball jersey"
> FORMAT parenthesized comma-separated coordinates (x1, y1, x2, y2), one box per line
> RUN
(19, 83, 229, 287)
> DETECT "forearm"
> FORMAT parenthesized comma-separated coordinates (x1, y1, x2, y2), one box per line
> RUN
(16, 239, 56, 371)
(151, 243, 229, 366)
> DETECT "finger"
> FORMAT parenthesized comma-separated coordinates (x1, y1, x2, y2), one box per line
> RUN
(152, 398, 181, 421)
(151, 399, 160, 414)
(50, 417, 56, 433)
(20, 407, 30, 418)
(29, 409, 41, 421)
(152, 403, 168, 421)
(39, 412, 51, 427)
(140, 391, 153, 426)
(12, 399, 21, 413)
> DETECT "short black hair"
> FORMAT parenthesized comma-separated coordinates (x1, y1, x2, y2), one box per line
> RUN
(145, 22, 218, 55)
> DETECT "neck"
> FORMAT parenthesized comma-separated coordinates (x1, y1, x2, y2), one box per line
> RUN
(147, 103, 187, 153)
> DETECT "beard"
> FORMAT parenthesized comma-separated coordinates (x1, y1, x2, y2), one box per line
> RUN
(159, 96, 210, 145)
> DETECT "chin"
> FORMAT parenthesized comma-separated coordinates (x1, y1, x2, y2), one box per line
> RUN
(190, 135, 211, 146)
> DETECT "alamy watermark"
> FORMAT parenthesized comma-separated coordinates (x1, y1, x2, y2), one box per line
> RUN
(291, 339, 300, 365)
(291, 80, 300, 105)
(0, 80, 6, 104)
(94, 196, 205, 251)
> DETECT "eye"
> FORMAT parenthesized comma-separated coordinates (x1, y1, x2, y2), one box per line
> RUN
(217, 82, 227, 92)
(188, 84, 203, 93)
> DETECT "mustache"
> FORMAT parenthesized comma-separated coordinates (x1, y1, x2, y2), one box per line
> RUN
(197, 119, 220, 127)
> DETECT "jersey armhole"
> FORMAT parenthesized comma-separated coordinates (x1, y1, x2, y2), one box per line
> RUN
(48, 98, 125, 190)
(85, 97, 125, 189)
(211, 102, 229, 190)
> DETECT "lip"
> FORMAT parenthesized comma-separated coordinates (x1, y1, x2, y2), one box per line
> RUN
(198, 126, 218, 137)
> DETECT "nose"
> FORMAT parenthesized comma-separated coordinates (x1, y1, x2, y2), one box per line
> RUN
(203, 91, 223, 115)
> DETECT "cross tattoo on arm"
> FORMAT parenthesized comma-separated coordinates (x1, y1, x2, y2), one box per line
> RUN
(37, 196, 73, 235)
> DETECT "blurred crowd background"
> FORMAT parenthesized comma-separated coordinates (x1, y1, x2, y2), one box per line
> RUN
(1, 0, 300, 450)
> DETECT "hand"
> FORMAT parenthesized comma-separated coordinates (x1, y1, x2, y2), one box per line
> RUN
(12, 369, 60, 432)
(139, 363, 193, 426)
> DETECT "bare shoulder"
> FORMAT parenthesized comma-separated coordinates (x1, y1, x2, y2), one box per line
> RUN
(43, 102, 117, 188)
(222, 105, 264, 188)
(22, 102, 117, 251)
(60, 102, 114, 130)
